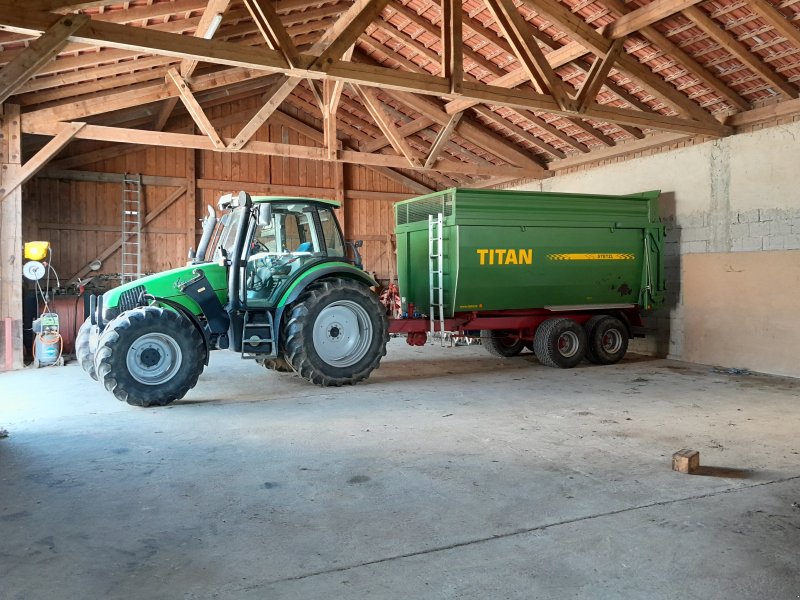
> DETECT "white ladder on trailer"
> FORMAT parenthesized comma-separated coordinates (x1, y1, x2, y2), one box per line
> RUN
(428, 213, 445, 345)
(121, 173, 143, 284)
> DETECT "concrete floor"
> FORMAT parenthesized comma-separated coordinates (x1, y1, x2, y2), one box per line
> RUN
(1, 339, 799, 599)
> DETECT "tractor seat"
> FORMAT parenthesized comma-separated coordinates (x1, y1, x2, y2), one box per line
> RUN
(296, 242, 313, 253)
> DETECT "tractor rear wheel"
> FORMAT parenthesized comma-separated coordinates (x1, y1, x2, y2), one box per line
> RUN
(480, 330, 524, 357)
(584, 315, 628, 365)
(94, 306, 205, 407)
(533, 317, 586, 369)
(76, 316, 101, 381)
(283, 278, 388, 386)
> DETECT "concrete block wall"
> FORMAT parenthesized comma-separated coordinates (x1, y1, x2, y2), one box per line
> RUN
(513, 120, 800, 377)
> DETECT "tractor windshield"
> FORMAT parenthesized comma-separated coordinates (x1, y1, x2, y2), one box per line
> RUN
(244, 202, 344, 307)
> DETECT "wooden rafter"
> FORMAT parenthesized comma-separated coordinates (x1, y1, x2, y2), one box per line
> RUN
(165, 68, 226, 149)
(597, 0, 749, 112)
(683, 5, 798, 100)
(310, 0, 392, 71)
(354, 84, 422, 167)
(472, 106, 567, 159)
(746, 0, 800, 52)
(575, 38, 626, 113)
(154, 0, 232, 130)
(424, 110, 463, 169)
(483, 0, 570, 109)
(441, 0, 463, 94)
(244, 0, 300, 68)
(0, 14, 87, 104)
(602, 0, 705, 38)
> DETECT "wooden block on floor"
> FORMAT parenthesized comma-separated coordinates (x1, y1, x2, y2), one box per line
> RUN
(672, 449, 700, 474)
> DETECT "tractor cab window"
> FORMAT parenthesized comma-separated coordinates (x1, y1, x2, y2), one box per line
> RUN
(318, 207, 345, 258)
(213, 209, 243, 261)
(245, 203, 323, 306)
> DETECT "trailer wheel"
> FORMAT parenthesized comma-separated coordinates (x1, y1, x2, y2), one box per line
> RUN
(94, 306, 205, 407)
(76, 316, 101, 381)
(480, 330, 524, 357)
(584, 315, 628, 365)
(258, 356, 294, 373)
(533, 318, 586, 369)
(283, 278, 388, 386)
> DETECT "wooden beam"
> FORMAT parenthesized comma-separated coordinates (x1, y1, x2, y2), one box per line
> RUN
(683, 5, 797, 100)
(603, 0, 704, 38)
(575, 38, 625, 113)
(361, 117, 435, 153)
(472, 106, 567, 158)
(24, 121, 542, 178)
(66, 185, 188, 285)
(483, 0, 570, 109)
(549, 132, 690, 171)
(441, 0, 463, 94)
(227, 76, 302, 150)
(0, 14, 87, 104)
(156, 0, 232, 130)
(0, 121, 84, 201)
(165, 68, 226, 149)
(310, 0, 392, 71)
(244, 0, 300, 68)
(747, 0, 800, 51)
(425, 110, 463, 169)
(354, 84, 422, 167)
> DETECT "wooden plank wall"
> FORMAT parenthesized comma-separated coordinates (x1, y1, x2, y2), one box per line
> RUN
(22, 100, 423, 285)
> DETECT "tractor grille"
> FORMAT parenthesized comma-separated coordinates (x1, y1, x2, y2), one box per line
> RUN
(396, 192, 454, 226)
(118, 285, 146, 313)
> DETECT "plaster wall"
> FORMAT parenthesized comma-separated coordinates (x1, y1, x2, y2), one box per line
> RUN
(513, 120, 800, 378)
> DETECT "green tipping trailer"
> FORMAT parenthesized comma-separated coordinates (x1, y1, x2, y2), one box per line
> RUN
(394, 188, 665, 318)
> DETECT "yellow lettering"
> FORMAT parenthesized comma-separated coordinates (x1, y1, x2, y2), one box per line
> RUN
(519, 249, 532, 264)
(506, 249, 517, 265)
(489, 249, 495, 265)
(476, 249, 488, 265)
(476, 248, 534, 265)
(495, 249, 506, 264)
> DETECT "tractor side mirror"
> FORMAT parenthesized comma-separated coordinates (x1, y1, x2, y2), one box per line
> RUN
(354, 240, 363, 248)
(260, 202, 272, 225)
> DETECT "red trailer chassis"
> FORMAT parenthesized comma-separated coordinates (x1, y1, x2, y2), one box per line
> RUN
(387, 307, 645, 346)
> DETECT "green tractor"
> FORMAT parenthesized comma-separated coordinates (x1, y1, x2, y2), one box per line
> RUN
(76, 192, 389, 407)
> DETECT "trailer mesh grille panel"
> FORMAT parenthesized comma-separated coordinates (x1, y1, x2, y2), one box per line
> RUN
(396, 192, 454, 226)
(119, 285, 146, 313)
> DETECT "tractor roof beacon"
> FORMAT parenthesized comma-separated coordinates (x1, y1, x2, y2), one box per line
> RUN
(80, 191, 389, 407)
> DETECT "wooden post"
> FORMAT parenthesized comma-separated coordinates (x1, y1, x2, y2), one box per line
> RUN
(0, 104, 23, 370)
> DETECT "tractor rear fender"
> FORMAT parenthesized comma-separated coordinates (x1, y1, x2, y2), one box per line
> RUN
(272, 265, 377, 351)
(146, 295, 212, 366)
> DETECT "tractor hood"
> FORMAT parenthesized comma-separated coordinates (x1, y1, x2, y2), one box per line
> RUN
(102, 262, 228, 316)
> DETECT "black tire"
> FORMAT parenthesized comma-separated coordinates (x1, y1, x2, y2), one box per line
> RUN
(533, 317, 587, 369)
(584, 315, 629, 365)
(258, 356, 295, 373)
(76, 316, 101, 381)
(283, 278, 388, 386)
(480, 330, 524, 357)
(94, 306, 205, 407)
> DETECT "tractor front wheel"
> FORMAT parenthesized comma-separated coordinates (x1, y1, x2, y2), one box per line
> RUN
(94, 306, 205, 407)
(76, 316, 101, 381)
(283, 278, 388, 386)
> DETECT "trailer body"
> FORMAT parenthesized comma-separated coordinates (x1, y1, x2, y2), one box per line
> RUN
(394, 188, 665, 319)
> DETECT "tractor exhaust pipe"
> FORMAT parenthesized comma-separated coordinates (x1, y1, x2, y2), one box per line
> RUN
(194, 205, 217, 262)
(227, 192, 252, 312)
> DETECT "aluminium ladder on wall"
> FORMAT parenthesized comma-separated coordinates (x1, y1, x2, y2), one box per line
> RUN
(121, 173, 143, 284)
(428, 213, 445, 345)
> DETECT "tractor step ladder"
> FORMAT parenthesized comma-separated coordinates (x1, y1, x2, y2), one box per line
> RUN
(428, 212, 445, 345)
(121, 173, 143, 284)
(241, 310, 277, 359)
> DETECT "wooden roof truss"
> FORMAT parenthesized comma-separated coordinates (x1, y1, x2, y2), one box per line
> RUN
(0, 0, 798, 189)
